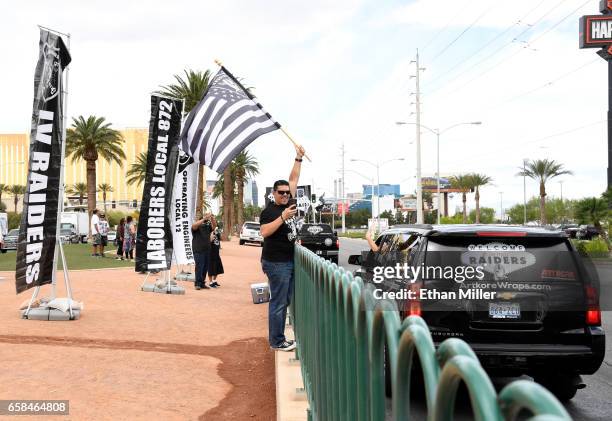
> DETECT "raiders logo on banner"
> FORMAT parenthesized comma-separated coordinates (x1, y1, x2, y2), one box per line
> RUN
(15, 30, 71, 294)
(135, 95, 183, 272)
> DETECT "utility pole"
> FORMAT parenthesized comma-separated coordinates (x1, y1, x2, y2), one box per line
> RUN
(499, 192, 504, 223)
(341, 142, 346, 233)
(413, 49, 424, 224)
(523, 158, 528, 225)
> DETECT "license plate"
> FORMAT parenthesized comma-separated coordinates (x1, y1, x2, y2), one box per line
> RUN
(488, 302, 520, 319)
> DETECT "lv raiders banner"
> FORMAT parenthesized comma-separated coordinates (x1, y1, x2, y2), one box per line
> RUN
(171, 151, 197, 265)
(15, 30, 71, 294)
(135, 95, 183, 272)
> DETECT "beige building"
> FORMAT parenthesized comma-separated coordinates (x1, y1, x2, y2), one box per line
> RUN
(0, 128, 149, 212)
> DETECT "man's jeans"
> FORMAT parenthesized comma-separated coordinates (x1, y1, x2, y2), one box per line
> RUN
(194, 251, 210, 287)
(262, 259, 294, 347)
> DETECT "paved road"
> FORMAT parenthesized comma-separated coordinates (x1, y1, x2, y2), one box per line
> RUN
(339, 238, 612, 420)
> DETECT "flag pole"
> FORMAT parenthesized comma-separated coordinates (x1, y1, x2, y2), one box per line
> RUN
(214, 59, 312, 162)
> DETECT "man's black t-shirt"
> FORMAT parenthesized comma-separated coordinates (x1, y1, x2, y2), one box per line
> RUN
(192, 222, 212, 253)
(260, 202, 298, 262)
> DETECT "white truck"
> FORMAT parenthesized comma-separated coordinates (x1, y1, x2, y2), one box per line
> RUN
(0, 212, 7, 252)
(61, 211, 89, 243)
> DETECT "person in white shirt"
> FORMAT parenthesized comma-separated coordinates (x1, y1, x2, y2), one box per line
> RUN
(90, 209, 101, 257)
(98, 213, 110, 257)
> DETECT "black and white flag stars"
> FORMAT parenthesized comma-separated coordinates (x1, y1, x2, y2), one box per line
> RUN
(179, 67, 280, 172)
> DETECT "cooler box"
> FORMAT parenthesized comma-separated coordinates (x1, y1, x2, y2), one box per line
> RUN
(251, 282, 270, 304)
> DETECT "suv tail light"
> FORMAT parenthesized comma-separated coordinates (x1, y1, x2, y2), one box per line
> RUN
(297, 239, 302, 245)
(405, 282, 421, 317)
(335, 239, 340, 248)
(585, 285, 601, 326)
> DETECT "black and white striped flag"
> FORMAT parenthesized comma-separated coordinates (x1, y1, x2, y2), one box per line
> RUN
(179, 66, 280, 172)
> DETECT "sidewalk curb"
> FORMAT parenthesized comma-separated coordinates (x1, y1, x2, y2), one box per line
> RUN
(275, 323, 309, 421)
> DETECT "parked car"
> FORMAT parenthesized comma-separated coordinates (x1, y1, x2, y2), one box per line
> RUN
(297, 223, 339, 264)
(239, 221, 263, 246)
(60, 227, 80, 244)
(2, 229, 19, 251)
(560, 224, 580, 239)
(350, 224, 605, 401)
(577, 225, 600, 240)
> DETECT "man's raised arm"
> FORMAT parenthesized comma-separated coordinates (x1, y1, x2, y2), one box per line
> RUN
(288, 144, 306, 197)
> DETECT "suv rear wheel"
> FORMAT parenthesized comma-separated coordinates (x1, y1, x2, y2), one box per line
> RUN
(239, 240, 245, 245)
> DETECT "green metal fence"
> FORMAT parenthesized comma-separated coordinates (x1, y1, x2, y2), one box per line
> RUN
(292, 245, 572, 421)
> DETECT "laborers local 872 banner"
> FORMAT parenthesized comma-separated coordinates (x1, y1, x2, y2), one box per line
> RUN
(135, 95, 183, 272)
(15, 29, 71, 294)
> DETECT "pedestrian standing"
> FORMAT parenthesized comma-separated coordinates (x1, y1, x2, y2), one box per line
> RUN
(208, 226, 224, 288)
(260, 144, 305, 351)
(99, 213, 109, 257)
(192, 212, 216, 290)
(116, 218, 125, 260)
(90, 209, 101, 257)
(123, 215, 136, 261)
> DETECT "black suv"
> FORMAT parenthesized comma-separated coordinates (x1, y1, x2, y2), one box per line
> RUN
(298, 223, 339, 264)
(350, 224, 605, 401)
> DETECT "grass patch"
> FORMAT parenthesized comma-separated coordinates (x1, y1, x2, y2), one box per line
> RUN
(0, 243, 135, 271)
(338, 231, 366, 239)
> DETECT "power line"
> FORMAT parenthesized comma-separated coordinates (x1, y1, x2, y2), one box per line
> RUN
(421, 0, 475, 51)
(431, 0, 590, 99)
(445, 120, 605, 167)
(425, 0, 573, 98)
(428, 3, 498, 63)
(495, 58, 598, 106)
(423, 0, 547, 89)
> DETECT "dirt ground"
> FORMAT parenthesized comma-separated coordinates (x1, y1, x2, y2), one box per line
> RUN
(0, 240, 276, 421)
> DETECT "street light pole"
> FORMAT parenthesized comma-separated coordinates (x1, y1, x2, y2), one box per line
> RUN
(415, 50, 423, 224)
(499, 192, 504, 223)
(396, 121, 481, 224)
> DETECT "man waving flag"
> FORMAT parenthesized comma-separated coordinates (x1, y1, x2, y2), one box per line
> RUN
(180, 65, 281, 172)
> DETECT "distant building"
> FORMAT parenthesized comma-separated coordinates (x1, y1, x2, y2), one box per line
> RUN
(347, 192, 363, 201)
(252, 180, 259, 207)
(243, 178, 259, 207)
(244, 178, 253, 206)
(362, 184, 400, 199)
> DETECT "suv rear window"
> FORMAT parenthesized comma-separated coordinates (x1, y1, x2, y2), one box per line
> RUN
(244, 223, 260, 230)
(423, 236, 580, 283)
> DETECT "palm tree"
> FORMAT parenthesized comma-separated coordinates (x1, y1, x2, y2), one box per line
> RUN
(66, 116, 125, 220)
(575, 197, 608, 234)
(222, 166, 233, 240)
(231, 151, 260, 231)
(126, 151, 148, 187)
(0, 183, 9, 209)
(156, 69, 212, 217)
(516, 159, 572, 225)
(9, 184, 26, 213)
(98, 183, 114, 213)
(67, 182, 87, 205)
(449, 174, 473, 223)
(469, 173, 493, 223)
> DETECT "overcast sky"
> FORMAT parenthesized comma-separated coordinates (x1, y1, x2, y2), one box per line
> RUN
(1, 0, 607, 215)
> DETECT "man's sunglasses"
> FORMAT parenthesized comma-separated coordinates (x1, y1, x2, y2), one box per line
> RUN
(275, 190, 291, 196)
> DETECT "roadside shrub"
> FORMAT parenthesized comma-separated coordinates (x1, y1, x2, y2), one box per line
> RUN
(584, 238, 610, 258)
(572, 238, 610, 258)
(106, 210, 126, 228)
(7, 212, 21, 230)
